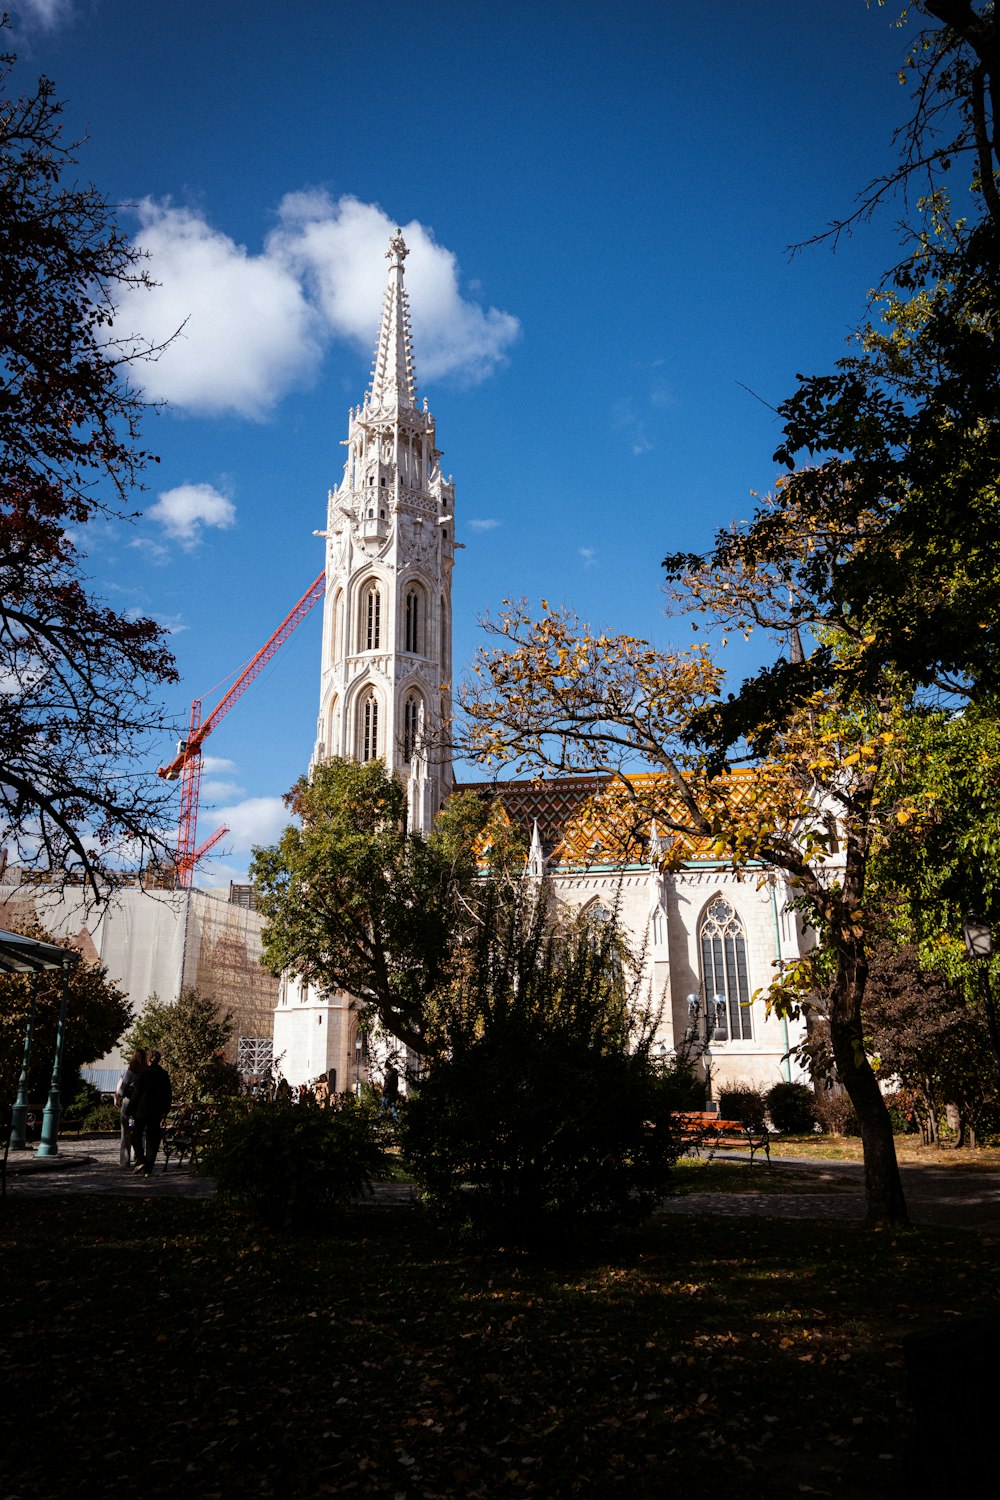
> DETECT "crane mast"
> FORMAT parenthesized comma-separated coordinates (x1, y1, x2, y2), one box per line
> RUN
(158, 570, 326, 886)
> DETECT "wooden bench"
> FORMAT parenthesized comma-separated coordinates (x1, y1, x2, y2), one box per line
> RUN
(162, 1107, 214, 1171)
(674, 1111, 771, 1166)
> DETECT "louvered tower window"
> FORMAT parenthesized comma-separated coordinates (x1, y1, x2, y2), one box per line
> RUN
(363, 584, 381, 650)
(361, 693, 379, 762)
(404, 587, 422, 653)
(402, 694, 421, 763)
(699, 897, 753, 1041)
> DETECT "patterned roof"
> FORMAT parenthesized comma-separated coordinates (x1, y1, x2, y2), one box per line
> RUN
(458, 771, 759, 869)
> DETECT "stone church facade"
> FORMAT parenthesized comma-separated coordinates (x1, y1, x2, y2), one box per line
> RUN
(273, 236, 809, 1098)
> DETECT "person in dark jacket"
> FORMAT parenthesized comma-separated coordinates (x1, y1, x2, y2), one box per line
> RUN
(131, 1049, 173, 1178)
(115, 1049, 147, 1168)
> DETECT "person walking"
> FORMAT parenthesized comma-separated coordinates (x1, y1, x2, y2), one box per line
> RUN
(130, 1049, 173, 1178)
(380, 1063, 400, 1122)
(115, 1049, 147, 1168)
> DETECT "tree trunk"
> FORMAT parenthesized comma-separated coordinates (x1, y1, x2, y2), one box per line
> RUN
(829, 955, 909, 1228)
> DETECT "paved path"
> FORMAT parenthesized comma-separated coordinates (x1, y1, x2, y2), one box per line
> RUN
(4, 1135, 216, 1198)
(7, 1138, 1000, 1228)
(4, 1135, 418, 1205)
(658, 1153, 1000, 1231)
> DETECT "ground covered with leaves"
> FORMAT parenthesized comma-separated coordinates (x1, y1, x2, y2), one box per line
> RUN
(1, 1193, 992, 1499)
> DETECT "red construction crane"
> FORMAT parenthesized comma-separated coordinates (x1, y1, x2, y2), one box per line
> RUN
(158, 570, 326, 886)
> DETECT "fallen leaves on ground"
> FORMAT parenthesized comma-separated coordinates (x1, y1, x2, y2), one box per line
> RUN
(1, 1195, 994, 1499)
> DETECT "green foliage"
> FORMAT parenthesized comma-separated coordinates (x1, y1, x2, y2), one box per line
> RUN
(716, 1085, 768, 1132)
(0, 916, 132, 1104)
(200, 1094, 388, 1229)
(862, 934, 1000, 1144)
(252, 759, 470, 1056)
(122, 987, 238, 1104)
(401, 887, 683, 1235)
(658, 1050, 706, 1111)
(764, 1081, 817, 1135)
(882, 1089, 917, 1136)
(66, 1081, 118, 1132)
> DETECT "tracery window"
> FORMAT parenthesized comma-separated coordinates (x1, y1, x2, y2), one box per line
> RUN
(699, 897, 753, 1041)
(362, 583, 381, 650)
(404, 586, 424, 654)
(402, 693, 421, 763)
(361, 692, 379, 762)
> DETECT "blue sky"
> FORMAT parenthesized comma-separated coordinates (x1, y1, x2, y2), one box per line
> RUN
(8, 0, 918, 883)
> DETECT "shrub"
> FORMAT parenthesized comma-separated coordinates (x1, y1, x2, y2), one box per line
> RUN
(717, 1084, 767, 1131)
(199, 1093, 388, 1229)
(64, 1080, 118, 1132)
(764, 1081, 818, 1135)
(401, 1024, 686, 1236)
(813, 1090, 860, 1136)
(883, 1088, 917, 1134)
(660, 1053, 707, 1111)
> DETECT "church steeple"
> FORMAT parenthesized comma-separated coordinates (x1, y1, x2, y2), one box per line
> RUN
(313, 232, 455, 834)
(368, 231, 418, 412)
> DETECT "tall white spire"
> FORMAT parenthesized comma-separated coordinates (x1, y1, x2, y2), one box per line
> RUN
(368, 230, 418, 412)
(313, 232, 456, 834)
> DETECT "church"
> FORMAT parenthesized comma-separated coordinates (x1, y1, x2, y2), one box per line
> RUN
(272, 233, 811, 1100)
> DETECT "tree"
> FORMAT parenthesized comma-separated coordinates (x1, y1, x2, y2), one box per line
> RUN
(458, 602, 914, 1227)
(1, 44, 177, 894)
(670, 5, 1000, 717)
(0, 914, 132, 1103)
(401, 881, 683, 1233)
(122, 987, 239, 1102)
(862, 934, 1000, 1146)
(250, 759, 520, 1058)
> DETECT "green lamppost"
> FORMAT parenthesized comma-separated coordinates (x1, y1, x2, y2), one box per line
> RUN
(961, 914, 1000, 1091)
(37, 953, 74, 1158)
(8, 974, 39, 1151)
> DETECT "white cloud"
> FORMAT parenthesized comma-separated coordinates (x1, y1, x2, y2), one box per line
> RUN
(213, 795, 289, 851)
(467, 518, 501, 533)
(146, 483, 236, 549)
(124, 202, 321, 418)
(200, 756, 237, 774)
(579, 547, 598, 568)
(272, 193, 520, 384)
(118, 194, 519, 418)
(201, 779, 246, 803)
(11, 0, 75, 29)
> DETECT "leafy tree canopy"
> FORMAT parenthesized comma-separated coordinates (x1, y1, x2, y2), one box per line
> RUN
(122, 987, 238, 1103)
(0, 912, 131, 1102)
(0, 43, 177, 893)
(251, 759, 513, 1058)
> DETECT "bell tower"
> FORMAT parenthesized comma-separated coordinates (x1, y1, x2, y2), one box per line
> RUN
(313, 231, 455, 831)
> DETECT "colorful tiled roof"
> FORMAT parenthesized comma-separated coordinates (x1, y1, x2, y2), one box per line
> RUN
(458, 770, 760, 869)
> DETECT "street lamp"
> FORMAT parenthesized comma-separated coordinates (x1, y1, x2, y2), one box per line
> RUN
(686, 991, 728, 1045)
(37, 954, 74, 1158)
(962, 913, 1000, 1090)
(9, 974, 39, 1150)
(686, 990, 728, 1106)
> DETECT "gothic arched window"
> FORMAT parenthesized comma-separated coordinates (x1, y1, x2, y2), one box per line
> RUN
(699, 897, 753, 1041)
(361, 582, 381, 651)
(404, 586, 424, 654)
(361, 692, 379, 762)
(402, 693, 422, 763)
(330, 589, 344, 662)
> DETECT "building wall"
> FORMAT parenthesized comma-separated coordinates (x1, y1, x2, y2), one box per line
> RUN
(0, 877, 279, 1085)
(550, 860, 809, 1097)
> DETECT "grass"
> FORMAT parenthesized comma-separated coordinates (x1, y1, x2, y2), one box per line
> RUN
(672, 1158, 857, 1195)
(767, 1136, 1000, 1168)
(2, 1190, 995, 1499)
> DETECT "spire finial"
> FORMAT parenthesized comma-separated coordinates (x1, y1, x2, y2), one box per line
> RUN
(386, 229, 408, 268)
(368, 230, 417, 409)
